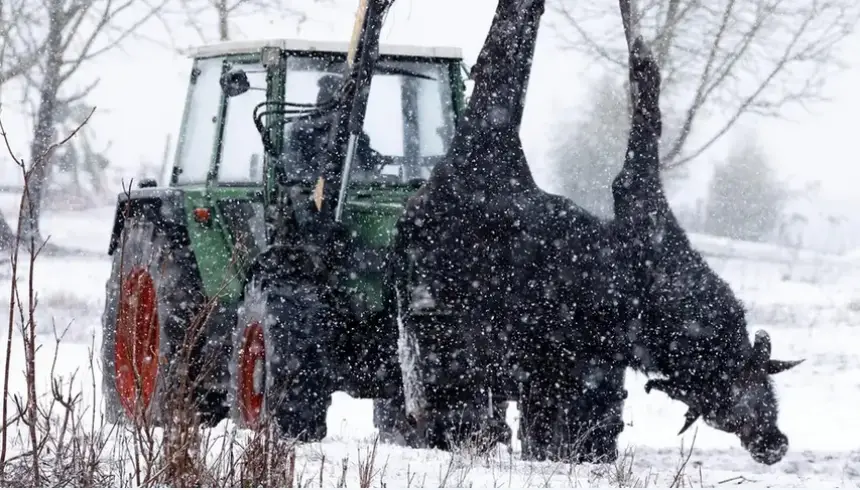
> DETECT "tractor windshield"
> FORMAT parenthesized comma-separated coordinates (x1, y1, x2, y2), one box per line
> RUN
(279, 55, 457, 185)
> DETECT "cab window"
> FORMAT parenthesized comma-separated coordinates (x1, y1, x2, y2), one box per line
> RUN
(175, 57, 222, 185)
(218, 62, 267, 184)
(278, 55, 456, 185)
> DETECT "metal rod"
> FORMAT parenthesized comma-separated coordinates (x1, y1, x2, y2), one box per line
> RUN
(334, 133, 358, 222)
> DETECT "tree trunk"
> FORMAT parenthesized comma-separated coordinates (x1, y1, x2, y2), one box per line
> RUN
(0, 213, 14, 250)
(19, 2, 64, 245)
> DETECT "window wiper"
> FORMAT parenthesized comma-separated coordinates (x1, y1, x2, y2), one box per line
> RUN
(314, 59, 439, 80)
(374, 64, 437, 80)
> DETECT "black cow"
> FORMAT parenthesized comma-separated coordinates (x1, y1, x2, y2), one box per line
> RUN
(388, 0, 803, 466)
(607, 37, 804, 466)
(388, 0, 627, 462)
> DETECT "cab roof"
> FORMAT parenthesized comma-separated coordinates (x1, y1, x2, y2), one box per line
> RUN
(185, 38, 463, 61)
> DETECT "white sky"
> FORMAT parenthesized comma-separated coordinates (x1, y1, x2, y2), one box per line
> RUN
(1, 0, 858, 247)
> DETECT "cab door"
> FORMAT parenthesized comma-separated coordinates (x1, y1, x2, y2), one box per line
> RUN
(206, 57, 270, 299)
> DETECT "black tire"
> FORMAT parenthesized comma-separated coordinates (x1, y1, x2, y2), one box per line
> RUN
(101, 216, 217, 426)
(373, 397, 419, 446)
(518, 360, 626, 464)
(394, 286, 511, 452)
(228, 274, 335, 441)
(374, 395, 511, 450)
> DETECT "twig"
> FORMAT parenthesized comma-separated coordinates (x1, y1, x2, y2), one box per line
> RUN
(671, 427, 698, 487)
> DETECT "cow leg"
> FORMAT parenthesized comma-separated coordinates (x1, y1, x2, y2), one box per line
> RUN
(566, 360, 627, 463)
(388, 0, 550, 454)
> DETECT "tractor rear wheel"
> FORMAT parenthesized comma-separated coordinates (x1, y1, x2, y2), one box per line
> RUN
(229, 274, 335, 440)
(101, 217, 217, 426)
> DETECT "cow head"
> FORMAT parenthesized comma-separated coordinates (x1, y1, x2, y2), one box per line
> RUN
(645, 330, 803, 465)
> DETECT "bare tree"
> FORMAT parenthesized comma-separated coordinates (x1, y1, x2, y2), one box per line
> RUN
(547, 0, 860, 169)
(10, 0, 166, 243)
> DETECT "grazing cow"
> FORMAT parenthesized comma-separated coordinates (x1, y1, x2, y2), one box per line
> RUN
(608, 36, 804, 466)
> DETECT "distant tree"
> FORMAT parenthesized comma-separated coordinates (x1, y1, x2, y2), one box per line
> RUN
(547, 0, 860, 170)
(13, 0, 166, 243)
(45, 102, 113, 209)
(547, 73, 682, 219)
(702, 131, 787, 242)
(547, 75, 626, 218)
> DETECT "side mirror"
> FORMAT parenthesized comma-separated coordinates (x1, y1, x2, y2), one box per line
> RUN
(138, 178, 157, 188)
(220, 69, 250, 97)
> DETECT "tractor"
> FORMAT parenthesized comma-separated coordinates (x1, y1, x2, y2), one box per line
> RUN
(100, 0, 510, 445)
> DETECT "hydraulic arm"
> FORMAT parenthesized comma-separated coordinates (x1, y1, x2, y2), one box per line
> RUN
(312, 0, 394, 222)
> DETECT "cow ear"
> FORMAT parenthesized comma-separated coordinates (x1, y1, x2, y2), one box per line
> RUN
(766, 359, 804, 375)
(751, 330, 771, 367)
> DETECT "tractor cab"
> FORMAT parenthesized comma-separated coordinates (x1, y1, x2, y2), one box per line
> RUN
(171, 39, 465, 188)
(213, 42, 466, 189)
(155, 38, 466, 307)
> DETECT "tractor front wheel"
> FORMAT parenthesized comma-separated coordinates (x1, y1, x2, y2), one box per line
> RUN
(229, 275, 335, 441)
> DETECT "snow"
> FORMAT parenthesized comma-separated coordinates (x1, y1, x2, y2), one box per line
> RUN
(1, 202, 859, 487)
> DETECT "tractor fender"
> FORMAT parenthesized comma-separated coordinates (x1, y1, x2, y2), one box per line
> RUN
(107, 187, 189, 256)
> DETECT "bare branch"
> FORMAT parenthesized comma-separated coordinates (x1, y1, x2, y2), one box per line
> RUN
(665, 4, 821, 168)
(58, 0, 167, 83)
(0, 0, 50, 84)
(662, 0, 739, 165)
(56, 78, 100, 106)
(547, 3, 627, 69)
(546, 0, 860, 168)
(46, 106, 95, 156)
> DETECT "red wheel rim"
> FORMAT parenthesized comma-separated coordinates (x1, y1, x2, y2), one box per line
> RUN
(114, 266, 160, 419)
(238, 321, 265, 426)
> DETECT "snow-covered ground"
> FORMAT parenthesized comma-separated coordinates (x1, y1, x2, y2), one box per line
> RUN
(1, 201, 859, 486)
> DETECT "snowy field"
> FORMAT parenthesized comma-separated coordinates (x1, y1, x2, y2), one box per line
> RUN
(1, 200, 860, 487)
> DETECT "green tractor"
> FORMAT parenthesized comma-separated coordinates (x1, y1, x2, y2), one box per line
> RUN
(100, 1, 507, 444)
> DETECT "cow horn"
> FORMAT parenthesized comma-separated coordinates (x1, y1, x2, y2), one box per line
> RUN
(678, 408, 700, 435)
(766, 359, 805, 374)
